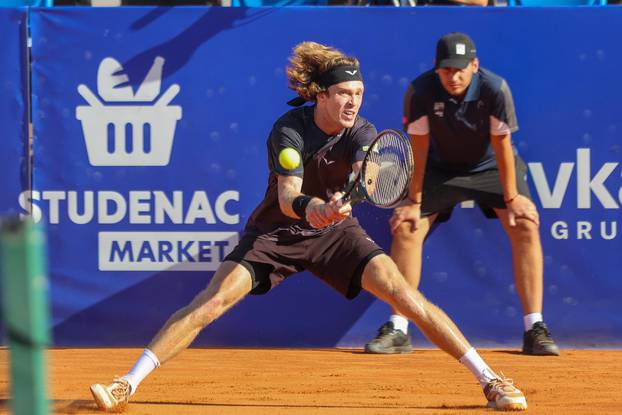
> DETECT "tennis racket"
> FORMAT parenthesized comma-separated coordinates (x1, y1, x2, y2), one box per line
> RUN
(341, 129, 413, 208)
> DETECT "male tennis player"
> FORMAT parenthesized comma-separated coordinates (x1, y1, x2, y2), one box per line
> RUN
(366, 32, 559, 357)
(90, 41, 527, 412)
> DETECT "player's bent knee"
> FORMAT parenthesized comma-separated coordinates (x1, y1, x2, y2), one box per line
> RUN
(362, 255, 404, 298)
(389, 284, 410, 305)
(393, 222, 423, 243)
(378, 269, 410, 302)
(394, 222, 412, 236)
(512, 218, 540, 239)
(389, 285, 429, 322)
(392, 270, 411, 295)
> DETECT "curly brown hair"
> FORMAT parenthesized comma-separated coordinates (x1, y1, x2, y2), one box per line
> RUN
(286, 41, 359, 102)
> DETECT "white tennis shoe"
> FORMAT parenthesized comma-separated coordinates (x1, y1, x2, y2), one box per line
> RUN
(90, 377, 131, 412)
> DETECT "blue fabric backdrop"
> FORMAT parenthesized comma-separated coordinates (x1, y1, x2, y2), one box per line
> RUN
(20, 6, 622, 346)
(0, 8, 28, 217)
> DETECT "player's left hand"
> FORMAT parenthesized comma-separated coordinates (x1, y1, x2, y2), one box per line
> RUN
(506, 194, 539, 227)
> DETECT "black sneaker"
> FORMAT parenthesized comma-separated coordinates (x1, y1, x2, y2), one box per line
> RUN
(364, 321, 413, 354)
(522, 321, 560, 356)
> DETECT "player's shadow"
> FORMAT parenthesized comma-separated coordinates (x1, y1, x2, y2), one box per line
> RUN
(120, 7, 277, 88)
(0, 399, 102, 414)
(491, 350, 525, 355)
(55, 400, 102, 414)
(134, 400, 483, 411)
(342, 348, 368, 354)
(339, 348, 438, 355)
(0, 398, 483, 412)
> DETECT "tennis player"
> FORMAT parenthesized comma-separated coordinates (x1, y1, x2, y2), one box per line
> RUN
(90, 41, 527, 412)
(366, 32, 559, 357)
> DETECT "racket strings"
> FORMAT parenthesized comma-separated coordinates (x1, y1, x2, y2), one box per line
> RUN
(363, 131, 413, 207)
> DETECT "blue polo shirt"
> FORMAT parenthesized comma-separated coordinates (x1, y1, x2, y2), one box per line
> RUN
(403, 67, 518, 173)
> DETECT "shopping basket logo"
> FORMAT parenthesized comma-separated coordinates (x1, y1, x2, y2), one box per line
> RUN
(76, 56, 182, 166)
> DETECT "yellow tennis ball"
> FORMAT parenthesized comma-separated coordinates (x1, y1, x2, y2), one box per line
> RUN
(278, 148, 301, 170)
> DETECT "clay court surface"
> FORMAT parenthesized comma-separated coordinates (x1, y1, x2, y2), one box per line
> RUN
(1, 348, 621, 415)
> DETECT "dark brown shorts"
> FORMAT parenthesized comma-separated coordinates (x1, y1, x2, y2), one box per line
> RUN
(224, 218, 384, 299)
(420, 156, 532, 223)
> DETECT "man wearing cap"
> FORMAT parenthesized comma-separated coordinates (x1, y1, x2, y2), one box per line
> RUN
(90, 41, 528, 412)
(365, 32, 560, 357)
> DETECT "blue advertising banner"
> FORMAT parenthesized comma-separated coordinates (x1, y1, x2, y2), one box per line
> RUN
(0, 8, 28, 217)
(29, 7, 622, 347)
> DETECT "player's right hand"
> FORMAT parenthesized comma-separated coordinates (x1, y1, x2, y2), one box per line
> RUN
(306, 194, 351, 229)
(506, 194, 540, 227)
(329, 192, 352, 217)
(389, 203, 422, 234)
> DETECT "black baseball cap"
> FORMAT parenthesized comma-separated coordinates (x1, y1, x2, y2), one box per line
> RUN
(435, 32, 477, 69)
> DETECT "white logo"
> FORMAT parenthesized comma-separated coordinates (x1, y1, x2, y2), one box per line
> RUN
(434, 102, 445, 117)
(456, 43, 466, 55)
(21, 56, 241, 273)
(99, 231, 238, 271)
(457, 148, 621, 242)
(76, 56, 182, 167)
(345, 69, 358, 76)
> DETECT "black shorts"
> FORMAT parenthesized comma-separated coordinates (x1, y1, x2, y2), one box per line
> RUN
(223, 217, 384, 299)
(421, 156, 532, 223)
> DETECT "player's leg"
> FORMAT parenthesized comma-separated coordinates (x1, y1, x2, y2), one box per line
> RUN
(90, 261, 253, 412)
(480, 156, 558, 356)
(365, 163, 461, 354)
(361, 254, 527, 411)
(494, 207, 559, 356)
(494, 208, 542, 315)
(364, 213, 437, 354)
(391, 213, 437, 290)
(148, 261, 252, 363)
(363, 254, 470, 358)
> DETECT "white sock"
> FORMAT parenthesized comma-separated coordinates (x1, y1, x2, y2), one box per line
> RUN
(389, 314, 409, 334)
(459, 347, 498, 388)
(122, 348, 160, 396)
(523, 313, 543, 331)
